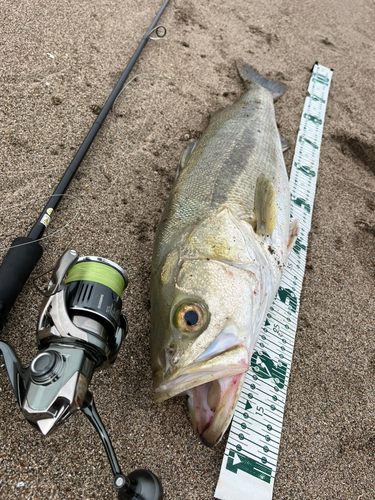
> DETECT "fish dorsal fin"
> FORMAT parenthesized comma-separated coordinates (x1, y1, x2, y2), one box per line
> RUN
(176, 139, 199, 178)
(254, 174, 277, 237)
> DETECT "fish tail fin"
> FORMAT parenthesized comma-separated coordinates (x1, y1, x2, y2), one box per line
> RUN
(236, 61, 286, 99)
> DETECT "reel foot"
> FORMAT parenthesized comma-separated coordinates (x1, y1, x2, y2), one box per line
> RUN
(115, 470, 163, 500)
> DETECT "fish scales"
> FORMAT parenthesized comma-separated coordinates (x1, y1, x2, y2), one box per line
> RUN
(150, 62, 297, 447)
(154, 85, 287, 262)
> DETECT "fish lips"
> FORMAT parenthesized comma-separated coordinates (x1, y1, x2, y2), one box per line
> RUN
(154, 344, 249, 403)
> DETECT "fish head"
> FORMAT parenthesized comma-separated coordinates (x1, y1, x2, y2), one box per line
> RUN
(151, 251, 264, 446)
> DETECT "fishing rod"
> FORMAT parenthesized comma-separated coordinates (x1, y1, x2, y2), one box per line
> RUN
(0, 1, 170, 499)
(0, 0, 169, 331)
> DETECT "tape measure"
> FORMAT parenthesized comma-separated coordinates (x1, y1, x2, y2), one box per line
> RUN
(215, 63, 333, 500)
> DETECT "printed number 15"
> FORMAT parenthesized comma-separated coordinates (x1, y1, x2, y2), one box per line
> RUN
(256, 406, 264, 416)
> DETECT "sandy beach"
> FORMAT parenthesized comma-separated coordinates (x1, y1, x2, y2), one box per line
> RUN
(1, 0, 375, 498)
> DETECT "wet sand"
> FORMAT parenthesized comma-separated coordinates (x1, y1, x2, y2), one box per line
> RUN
(1, 0, 375, 498)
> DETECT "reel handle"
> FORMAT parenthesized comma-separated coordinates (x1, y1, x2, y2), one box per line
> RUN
(81, 393, 163, 500)
(0, 237, 43, 330)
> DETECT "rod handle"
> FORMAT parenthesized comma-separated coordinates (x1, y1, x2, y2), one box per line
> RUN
(0, 237, 43, 330)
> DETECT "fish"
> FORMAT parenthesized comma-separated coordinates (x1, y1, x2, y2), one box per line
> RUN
(150, 61, 299, 447)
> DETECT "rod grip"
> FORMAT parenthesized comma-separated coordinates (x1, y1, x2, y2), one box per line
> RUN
(0, 237, 43, 330)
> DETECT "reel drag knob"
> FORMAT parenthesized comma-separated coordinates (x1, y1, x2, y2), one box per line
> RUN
(30, 351, 61, 383)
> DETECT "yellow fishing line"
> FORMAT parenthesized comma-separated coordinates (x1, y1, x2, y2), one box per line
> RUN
(66, 262, 125, 297)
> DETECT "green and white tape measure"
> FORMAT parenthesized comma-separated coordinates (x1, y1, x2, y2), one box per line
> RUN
(215, 63, 333, 500)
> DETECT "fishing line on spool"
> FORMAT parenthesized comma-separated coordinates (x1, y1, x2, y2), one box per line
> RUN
(66, 260, 126, 297)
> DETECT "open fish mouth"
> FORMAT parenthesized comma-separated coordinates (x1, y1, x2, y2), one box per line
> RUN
(154, 341, 249, 446)
(154, 344, 249, 402)
(188, 372, 247, 447)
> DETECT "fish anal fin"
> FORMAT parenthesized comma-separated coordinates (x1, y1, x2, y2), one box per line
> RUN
(254, 174, 277, 236)
(287, 219, 299, 252)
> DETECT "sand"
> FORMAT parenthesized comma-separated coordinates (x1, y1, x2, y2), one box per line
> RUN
(0, 0, 374, 498)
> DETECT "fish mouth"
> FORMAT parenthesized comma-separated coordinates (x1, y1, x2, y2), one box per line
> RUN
(154, 344, 249, 402)
(188, 372, 247, 447)
(154, 342, 249, 447)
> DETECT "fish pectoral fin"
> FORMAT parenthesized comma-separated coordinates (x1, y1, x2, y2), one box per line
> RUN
(287, 219, 300, 252)
(254, 174, 277, 236)
(176, 139, 199, 178)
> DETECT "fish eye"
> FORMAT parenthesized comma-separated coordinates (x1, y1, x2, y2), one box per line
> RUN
(174, 302, 206, 333)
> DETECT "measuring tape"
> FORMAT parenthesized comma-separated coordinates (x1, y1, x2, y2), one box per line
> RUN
(215, 63, 333, 500)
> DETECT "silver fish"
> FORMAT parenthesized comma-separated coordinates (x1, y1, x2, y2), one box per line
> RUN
(150, 62, 298, 447)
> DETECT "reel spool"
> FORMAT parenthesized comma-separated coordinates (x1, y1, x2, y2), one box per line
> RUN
(0, 249, 163, 500)
(65, 256, 127, 345)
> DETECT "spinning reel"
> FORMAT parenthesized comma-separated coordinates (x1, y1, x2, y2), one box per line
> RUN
(0, 249, 162, 500)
